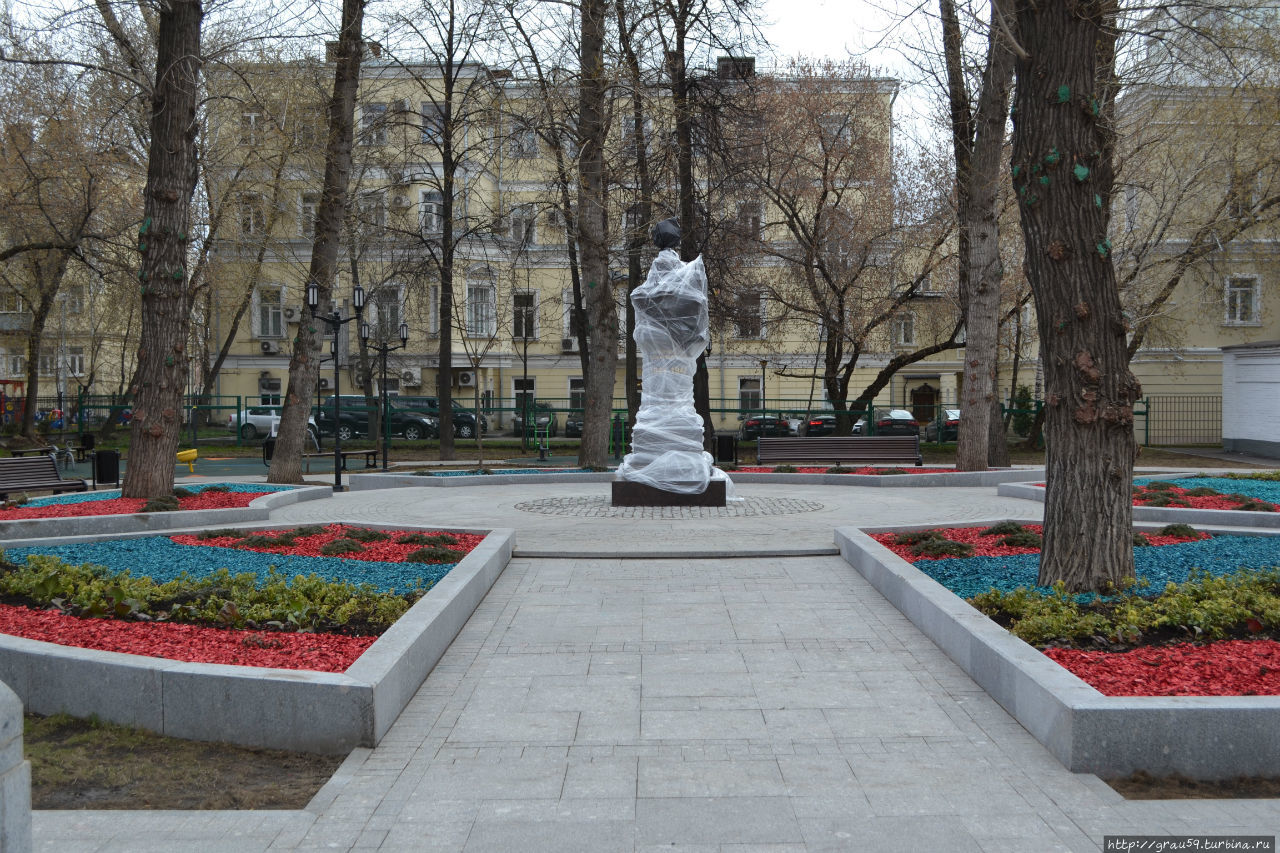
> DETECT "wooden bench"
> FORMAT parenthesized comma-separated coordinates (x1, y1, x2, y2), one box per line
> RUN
(301, 449, 379, 472)
(0, 455, 89, 501)
(756, 436, 923, 467)
(8, 446, 56, 458)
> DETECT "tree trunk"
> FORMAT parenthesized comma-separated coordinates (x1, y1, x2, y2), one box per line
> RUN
(121, 0, 203, 498)
(576, 0, 616, 468)
(954, 0, 1014, 472)
(616, 0, 650, 427)
(1012, 0, 1139, 592)
(268, 0, 363, 484)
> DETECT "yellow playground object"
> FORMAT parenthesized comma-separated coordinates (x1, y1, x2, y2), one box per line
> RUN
(176, 448, 197, 473)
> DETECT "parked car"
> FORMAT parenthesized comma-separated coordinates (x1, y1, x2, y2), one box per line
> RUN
(511, 402, 559, 437)
(228, 407, 319, 442)
(564, 413, 584, 438)
(924, 408, 961, 442)
(862, 408, 920, 436)
(800, 414, 837, 436)
(314, 396, 439, 442)
(737, 415, 792, 440)
(395, 396, 488, 438)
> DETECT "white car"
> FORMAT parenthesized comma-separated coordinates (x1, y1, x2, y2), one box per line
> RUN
(228, 407, 317, 441)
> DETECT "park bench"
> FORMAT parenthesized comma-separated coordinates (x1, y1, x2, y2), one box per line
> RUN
(301, 449, 379, 472)
(756, 435, 923, 468)
(0, 455, 89, 501)
(8, 446, 57, 458)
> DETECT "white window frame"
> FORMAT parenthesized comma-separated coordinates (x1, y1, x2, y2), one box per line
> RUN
(466, 281, 496, 337)
(66, 346, 85, 376)
(733, 291, 766, 339)
(510, 121, 539, 158)
(426, 284, 440, 336)
(358, 190, 387, 232)
(1224, 275, 1261, 326)
(513, 376, 536, 413)
(299, 192, 319, 238)
(5, 352, 24, 376)
(239, 110, 264, 146)
(513, 291, 537, 340)
(38, 349, 56, 376)
(421, 101, 446, 144)
(0, 291, 22, 313)
(892, 312, 916, 346)
(239, 193, 265, 236)
(256, 285, 285, 338)
(372, 286, 403, 341)
(360, 103, 388, 146)
(420, 190, 444, 233)
(568, 377, 585, 411)
(738, 376, 761, 413)
(509, 204, 536, 245)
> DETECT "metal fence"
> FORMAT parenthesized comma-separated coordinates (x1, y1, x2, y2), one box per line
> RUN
(1142, 394, 1221, 446)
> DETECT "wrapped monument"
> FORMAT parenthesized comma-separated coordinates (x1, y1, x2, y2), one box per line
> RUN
(615, 219, 734, 498)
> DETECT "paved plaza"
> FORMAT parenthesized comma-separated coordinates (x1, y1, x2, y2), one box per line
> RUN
(31, 473, 1280, 851)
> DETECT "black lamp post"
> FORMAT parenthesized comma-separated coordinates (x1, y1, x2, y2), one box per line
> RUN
(360, 319, 409, 471)
(307, 279, 365, 492)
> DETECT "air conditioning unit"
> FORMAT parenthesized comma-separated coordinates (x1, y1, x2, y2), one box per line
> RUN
(392, 194, 411, 209)
(561, 337, 577, 352)
(456, 370, 475, 388)
(389, 169, 409, 185)
(318, 377, 331, 390)
(282, 307, 300, 322)
(401, 367, 421, 386)
(260, 340, 281, 354)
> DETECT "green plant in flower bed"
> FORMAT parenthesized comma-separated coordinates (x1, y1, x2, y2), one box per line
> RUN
(893, 529, 945, 545)
(141, 496, 180, 513)
(319, 538, 364, 556)
(970, 569, 1280, 649)
(980, 521, 1026, 536)
(1232, 498, 1276, 512)
(878, 468, 908, 475)
(235, 533, 296, 549)
(1133, 533, 1152, 547)
(774, 464, 797, 473)
(198, 529, 243, 540)
(1159, 523, 1199, 538)
(0, 555, 421, 634)
(911, 538, 974, 558)
(1140, 492, 1191, 508)
(1218, 471, 1280, 481)
(1141, 481, 1177, 492)
(1182, 486, 1220, 497)
(172, 487, 194, 498)
(343, 527, 391, 543)
(405, 547, 460, 564)
(395, 532, 458, 547)
(997, 531, 1043, 548)
(826, 465, 851, 474)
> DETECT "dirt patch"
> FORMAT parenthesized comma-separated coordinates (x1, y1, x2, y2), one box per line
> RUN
(1108, 770, 1280, 799)
(26, 713, 345, 810)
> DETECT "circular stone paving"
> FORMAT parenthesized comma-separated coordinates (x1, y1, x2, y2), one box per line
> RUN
(513, 495, 825, 518)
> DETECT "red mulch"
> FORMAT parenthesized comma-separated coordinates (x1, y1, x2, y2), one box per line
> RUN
(1134, 485, 1278, 512)
(0, 603, 374, 672)
(735, 466, 954, 474)
(170, 524, 484, 563)
(1046, 640, 1280, 696)
(0, 491, 261, 519)
(869, 524, 1207, 562)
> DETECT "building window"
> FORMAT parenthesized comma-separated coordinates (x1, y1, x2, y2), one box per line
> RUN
(569, 377, 585, 411)
(5, 352, 24, 376)
(733, 291, 764, 339)
(562, 289, 585, 339)
(510, 121, 539, 158)
(0, 291, 22, 313)
(239, 110, 264, 146)
(513, 292, 537, 340)
(738, 377, 761, 413)
(737, 201, 762, 241)
(420, 191, 443, 233)
(426, 284, 439, 336)
(66, 346, 84, 375)
(357, 191, 386, 232)
(1228, 171, 1261, 219)
(239, 193, 265, 235)
(38, 350, 56, 376)
(1224, 276, 1260, 325)
(513, 377, 535, 413)
(373, 288, 402, 340)
(466, 282, 495, 337)
(892, 312, 916, 346)
(299, 193, 319, 237)
(360, 103, 388, 146)
(258, 286, 284, 338)
(509, 204, 536, 245)
(421, 101, 446, 144)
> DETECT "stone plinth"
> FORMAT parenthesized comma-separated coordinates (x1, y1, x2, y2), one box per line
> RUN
(611, 480, 726, 507)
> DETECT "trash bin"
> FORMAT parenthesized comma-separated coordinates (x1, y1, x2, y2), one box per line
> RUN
(715, 434, 738, 465)
(263, 437, 276, 464)
(92, 449, 120, 488)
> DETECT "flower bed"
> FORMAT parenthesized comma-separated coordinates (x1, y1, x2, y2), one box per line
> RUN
(423, 467, 592, 477)
(735, 466, 953, 474)
(871, 523, 1280, 696)
(0, 523, 483, 671)
(0, 483, 291, 519)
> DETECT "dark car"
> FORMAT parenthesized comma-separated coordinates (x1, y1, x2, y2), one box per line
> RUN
(314, 396, 439, 441)
(396, 396, 488, 439)
(564, 412, 583, 438)
(924, 408, 960, 442)
(511, 402, 559, 437)
(865, 408, 921, 437)
(737, 415, 792, 440)
(800, 414, 837, 436)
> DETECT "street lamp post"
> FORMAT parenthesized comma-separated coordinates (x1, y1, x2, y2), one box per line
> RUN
(759, 359, 768, 425)
(307, 280, 365, 492)
(359, 319, 409, 472)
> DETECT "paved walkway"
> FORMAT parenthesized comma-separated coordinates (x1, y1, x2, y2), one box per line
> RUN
(32, 476, 1280, 851)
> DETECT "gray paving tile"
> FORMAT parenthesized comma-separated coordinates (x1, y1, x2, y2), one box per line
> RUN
(636, 797, 803, 846)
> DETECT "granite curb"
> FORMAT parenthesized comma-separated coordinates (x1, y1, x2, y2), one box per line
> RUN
(997, 478, 1280, 529)
(837, 520, 1280, 778)
(0, 485, 331, 542)
(0, 521, 513, 754)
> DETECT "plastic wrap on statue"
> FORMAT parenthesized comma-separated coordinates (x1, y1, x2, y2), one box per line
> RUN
(616, 248, 734, 497)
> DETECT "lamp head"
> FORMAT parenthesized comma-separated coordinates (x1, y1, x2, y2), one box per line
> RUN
(359, 321, 370, 344)
(305, 280, 319, 313)
(352, 283, 366, 311)
(398, 321, 409, 346)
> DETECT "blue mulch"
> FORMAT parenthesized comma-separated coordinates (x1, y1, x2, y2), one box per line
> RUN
(2, 536, 452, 594)
(1134, 476, 1280, 503)
(22, 483, 292, 507)
(917, 535, 1280, 601)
